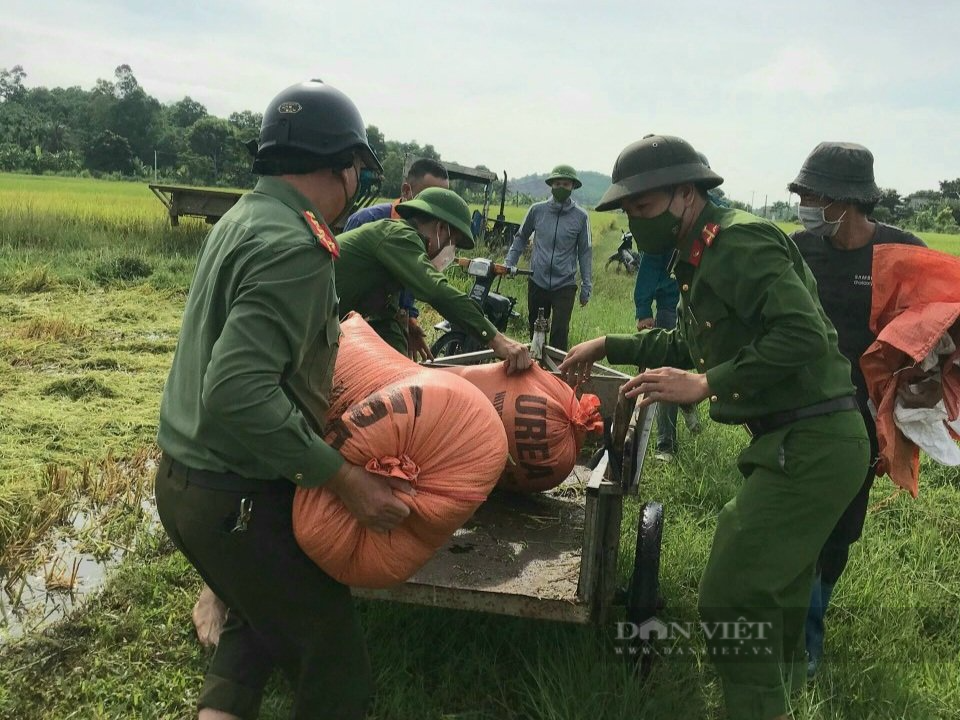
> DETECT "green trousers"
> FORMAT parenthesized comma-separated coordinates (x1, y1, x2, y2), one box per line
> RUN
(155, 455, 373, 720)
(698, 410, 868, 720)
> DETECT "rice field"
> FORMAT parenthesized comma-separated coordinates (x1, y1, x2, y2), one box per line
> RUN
(0, 173, 958, 719)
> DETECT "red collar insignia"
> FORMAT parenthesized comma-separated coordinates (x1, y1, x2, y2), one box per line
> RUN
(303, 211, 339, 259)
(686, 223, 720, 267)
(688, 237, 705, 267)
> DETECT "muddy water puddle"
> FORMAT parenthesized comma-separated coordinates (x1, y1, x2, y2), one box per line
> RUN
(1, 462, 158, 643)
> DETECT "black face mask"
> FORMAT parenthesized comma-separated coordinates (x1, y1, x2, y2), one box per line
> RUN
(627, 188, 683, 254)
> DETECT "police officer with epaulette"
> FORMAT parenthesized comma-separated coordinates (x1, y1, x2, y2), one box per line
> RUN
(155, 80, 412, 720)
(559, 135, 870, 720)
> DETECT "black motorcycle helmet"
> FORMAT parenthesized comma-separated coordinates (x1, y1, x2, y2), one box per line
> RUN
(248, 80, 382, 175)
(595, 134, 723, 211)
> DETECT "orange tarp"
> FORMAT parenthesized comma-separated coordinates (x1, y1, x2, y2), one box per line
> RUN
(861, 245, 960, 496)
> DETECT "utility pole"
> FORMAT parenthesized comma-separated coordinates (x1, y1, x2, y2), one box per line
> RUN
(750, 190, 755, 212)
(154, 150, 158, 182)
(763, 194, 768, 219)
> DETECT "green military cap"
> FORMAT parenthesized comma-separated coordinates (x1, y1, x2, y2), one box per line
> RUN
(395, 187, 475, 249)
(545, 164, 582, 189)
(788, 142, 881, 203)
(596, 134, 723, 211)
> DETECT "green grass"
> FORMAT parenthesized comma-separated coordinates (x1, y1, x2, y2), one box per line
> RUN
(1, 174, 959, 719)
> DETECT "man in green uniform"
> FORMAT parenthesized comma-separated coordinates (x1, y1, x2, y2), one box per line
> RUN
(155, 80, 412, 720)
(343, 157, 451, 360)
(335, 186, 532, 372)
(558, 135, 869, 720)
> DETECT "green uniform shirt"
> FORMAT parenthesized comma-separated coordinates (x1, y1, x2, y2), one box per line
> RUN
(335, 218, 498, 351)
(157, 176, 344, 487)
(605, 203, 855, 424)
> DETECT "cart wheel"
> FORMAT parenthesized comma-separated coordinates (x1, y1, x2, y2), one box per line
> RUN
(430, 330, 468, 358)
(626, 501, 663, 625)
(625, 501, 663, 678)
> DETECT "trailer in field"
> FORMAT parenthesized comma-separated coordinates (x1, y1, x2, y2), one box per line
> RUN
(354, 348, 664, 635)
(148, 184, 244, 226)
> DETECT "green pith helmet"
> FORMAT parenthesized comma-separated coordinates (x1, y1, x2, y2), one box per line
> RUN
(545, 164, 582, 189)
(787, 142, 881, 203)
(248, 80, 382, 173)
(595, 134, 723, 211)
(395, 187, 475, 249)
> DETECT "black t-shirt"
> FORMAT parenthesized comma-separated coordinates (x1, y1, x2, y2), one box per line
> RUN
(792, 223, 926, 407)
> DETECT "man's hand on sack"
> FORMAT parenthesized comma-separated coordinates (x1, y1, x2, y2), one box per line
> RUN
(326, 462, 415, 534)
(489, 332, 533, 374)
(407, 317, 434, 362)
(636, 317, 655, 331)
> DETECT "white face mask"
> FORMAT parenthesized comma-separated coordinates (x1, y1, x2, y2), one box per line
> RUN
(431, 243, 456, 272)
(798, 204, 845, 237)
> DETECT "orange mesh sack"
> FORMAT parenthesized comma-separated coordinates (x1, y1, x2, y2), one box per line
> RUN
(439, 363, 603, 492)
(293, 316, 508, 588)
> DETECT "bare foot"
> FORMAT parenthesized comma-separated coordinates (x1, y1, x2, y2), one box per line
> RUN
(198, 709, 242, 719)
(192, 584, 227, 648)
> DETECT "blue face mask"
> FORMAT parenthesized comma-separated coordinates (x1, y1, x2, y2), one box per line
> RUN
(357, 167, 379, 197)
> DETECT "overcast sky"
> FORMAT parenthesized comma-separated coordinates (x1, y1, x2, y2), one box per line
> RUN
(4, 0, 958, 205)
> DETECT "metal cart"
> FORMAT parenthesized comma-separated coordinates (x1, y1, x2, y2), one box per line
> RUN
(352, 347, 663, 628)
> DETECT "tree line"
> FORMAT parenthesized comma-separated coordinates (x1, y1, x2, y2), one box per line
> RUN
(1, 64, 957, 231)
(0, 64, 497, 200)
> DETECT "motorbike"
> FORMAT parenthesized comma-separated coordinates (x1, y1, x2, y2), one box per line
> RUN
(605, 230, 641, 273)
(430, 257, 533, 358)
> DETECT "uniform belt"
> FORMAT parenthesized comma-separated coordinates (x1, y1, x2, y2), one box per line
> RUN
(160, 453, 292, 493)
(744, 396, 858, 438)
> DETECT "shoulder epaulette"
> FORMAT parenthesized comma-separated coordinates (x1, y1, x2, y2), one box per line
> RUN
(302, 211, 339, 259)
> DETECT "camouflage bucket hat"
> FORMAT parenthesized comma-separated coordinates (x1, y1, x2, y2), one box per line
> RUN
(395, 187, 475, 249)
(788, 142, 881, 203)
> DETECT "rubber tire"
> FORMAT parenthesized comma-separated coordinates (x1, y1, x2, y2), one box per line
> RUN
(627, 501, 663, 625)
(625, 501, 664, 678)
(430, 330, 469, 358)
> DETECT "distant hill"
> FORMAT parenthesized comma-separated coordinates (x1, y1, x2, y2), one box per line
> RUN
(508, 170, 611, 207)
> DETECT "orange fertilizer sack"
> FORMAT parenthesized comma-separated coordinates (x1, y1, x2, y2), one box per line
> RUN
(293, 314, 508, 588)
(439, 363, 603, 492)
